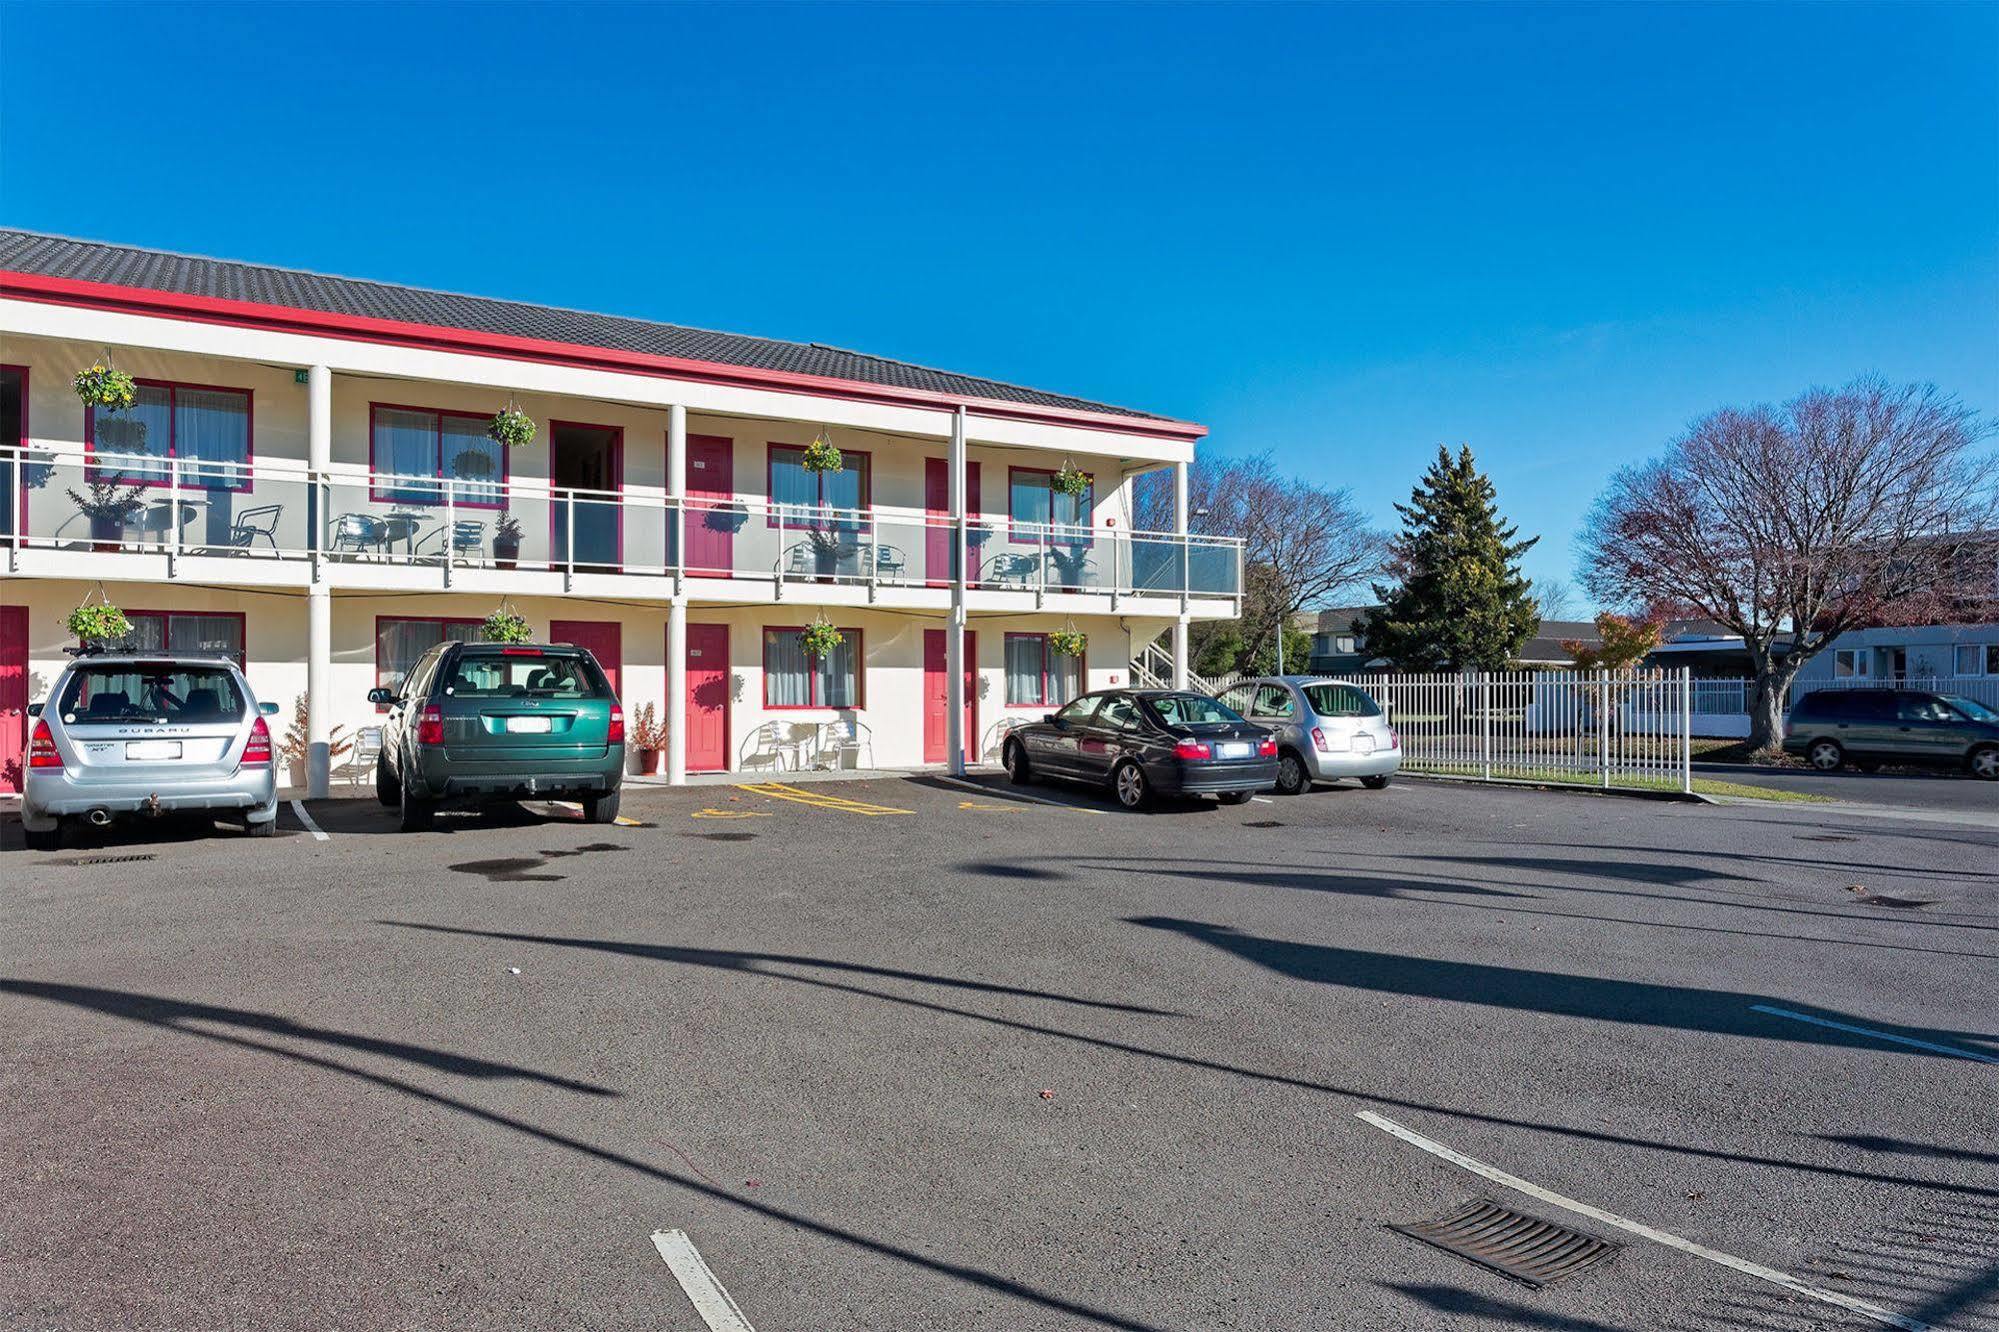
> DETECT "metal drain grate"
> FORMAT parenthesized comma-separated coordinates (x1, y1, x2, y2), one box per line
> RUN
(1389, 1198, 1618, 1288)
(62, 853, 158, 866)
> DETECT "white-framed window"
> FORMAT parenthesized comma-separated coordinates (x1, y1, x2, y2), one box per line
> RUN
(1337, 635, 1357, 654)
(1954, 643, 1999, 676)
(1833, 648, 1870, 679)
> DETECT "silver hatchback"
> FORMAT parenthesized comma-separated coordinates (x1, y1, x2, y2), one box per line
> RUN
(1214, 676, 1401, 795)
(21, 653, 281, 850)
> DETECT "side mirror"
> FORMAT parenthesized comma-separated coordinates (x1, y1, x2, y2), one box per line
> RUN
(259, 701, 281, 716)
(1044, 713, 1061, 726)
(26, 702, 42, 718)
(366, 687, 396, 706)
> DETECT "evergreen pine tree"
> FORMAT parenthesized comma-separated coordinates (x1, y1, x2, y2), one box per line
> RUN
(1361, 445, 1540, 669)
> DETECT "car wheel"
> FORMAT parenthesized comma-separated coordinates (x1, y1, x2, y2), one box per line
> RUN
(24, 823, 61, 852)
(1004, 739, 1033, 785)
(375, 756, 400, 807)
(1971, 744, 1999, 781)
(245, 815, 275, 838)
(1113, 760, 1149, 810)
(1361, 774, 1392, 790)
(583, 790, 622, 824)
(398, 780, 435, 832)
(1273, 750, 1309, 795)
(1217, 790, 1253, 806)
(1807, 739, 1845, 772)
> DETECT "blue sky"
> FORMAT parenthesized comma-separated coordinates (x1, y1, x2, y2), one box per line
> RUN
(4, 1, 1994, 605)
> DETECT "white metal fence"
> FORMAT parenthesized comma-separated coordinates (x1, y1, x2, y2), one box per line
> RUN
(1361, 668, 1694, 793)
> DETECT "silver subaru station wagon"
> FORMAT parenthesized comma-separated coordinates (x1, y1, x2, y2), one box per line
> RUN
(22, 652, 281, 850)
(1215, 676, 1400, 795)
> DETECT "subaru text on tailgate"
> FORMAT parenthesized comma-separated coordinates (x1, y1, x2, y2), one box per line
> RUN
(369, 641, 626, 831)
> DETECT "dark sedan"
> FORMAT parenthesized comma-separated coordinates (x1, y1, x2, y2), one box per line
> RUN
(1000, 689, 1279, 809)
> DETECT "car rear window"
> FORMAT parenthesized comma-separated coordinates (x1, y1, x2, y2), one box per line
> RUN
(1145, 695, 1243, 727)
(441, 652, 609, 700)
(59, 663, 245, 724)
(1303, 683, 1382, 717)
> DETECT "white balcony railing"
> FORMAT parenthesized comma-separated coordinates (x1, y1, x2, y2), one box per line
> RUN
(0, 446, 1244, 602)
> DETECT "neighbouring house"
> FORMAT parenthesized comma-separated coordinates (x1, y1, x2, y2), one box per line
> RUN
(0, 230, 1243, 794)
(1300, 605, 1609, 672)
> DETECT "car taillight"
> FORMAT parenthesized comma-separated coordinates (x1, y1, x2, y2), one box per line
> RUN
(1311, 726, 1329, 752)
(416, 704, 445, 746)
(1174, 739, 1212, 760)
(1387, 725, 1400, 749)
(606, 708, 625, 744)
(1257, 737, 1278, 758)
(241, 715, 273, 765)
(28, 720, 62, 769)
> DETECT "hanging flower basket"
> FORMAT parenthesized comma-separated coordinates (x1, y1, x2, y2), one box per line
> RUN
(73, 359, 138, 412)
(1051, 463, 1091, 497)
(488, 404, 537, 448)
(799, 617, 844, 660)
(481, 608, 533, 644)
(802, 432, 843, 474)
(1049, 629, 1088, 658)
(66, 600, 132, 646)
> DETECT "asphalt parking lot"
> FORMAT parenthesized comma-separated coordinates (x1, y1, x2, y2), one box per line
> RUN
(3, 775, 1995, 1332)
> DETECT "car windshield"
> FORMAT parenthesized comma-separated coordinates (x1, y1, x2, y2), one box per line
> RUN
(442, 653, 609, 700)
(1303, 683, 1382, 717)
(58, 663, 245, 723)
(1145, 694, 1243, 727)
(1940, 695, 1999, 723)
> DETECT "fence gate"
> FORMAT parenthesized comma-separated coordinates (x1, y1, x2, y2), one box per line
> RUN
(1364, 667, 1694, 794)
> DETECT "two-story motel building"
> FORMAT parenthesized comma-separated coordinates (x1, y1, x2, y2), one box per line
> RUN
(0, 231, 1240, 795)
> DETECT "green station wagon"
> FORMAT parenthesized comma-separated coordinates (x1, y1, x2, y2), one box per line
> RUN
(1783, 688, 1999, 780)
(368, 642, 626, 830)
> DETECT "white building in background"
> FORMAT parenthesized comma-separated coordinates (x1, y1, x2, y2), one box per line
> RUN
(0, 231, 1240, 794)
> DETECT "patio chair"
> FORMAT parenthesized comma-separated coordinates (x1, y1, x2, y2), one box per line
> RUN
(739, 720, 814, 773)
(814, 718, 874, 770)
(227, 504, 283, 551)
(330, 513, 386, 555)
(348, 726, 383, 786)
(871, 544, 908, 581)
(981, 551, 1038, 587)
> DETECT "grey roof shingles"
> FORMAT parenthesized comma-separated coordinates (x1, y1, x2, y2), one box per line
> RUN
(0, 228, 1186, 426)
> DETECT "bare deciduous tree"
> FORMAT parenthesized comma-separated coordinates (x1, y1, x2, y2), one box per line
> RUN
(1532, 578, 1578, 622)
(1580, 376, 1995, 751)
(1139, 452, 1386, 670)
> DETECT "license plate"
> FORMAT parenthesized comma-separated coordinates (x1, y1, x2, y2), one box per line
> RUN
(125, 740, 183, 761)
(1216, 741, 1252, 759)
(505, 716, 553, 734)
(1354, 734, 1375, 754)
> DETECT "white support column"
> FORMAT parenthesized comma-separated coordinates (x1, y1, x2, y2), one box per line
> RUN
(666, 403, 688, 786)
(1172, 458, 1190, 688)
(946, 407, 969, 775)
(306, 365, 333, 799)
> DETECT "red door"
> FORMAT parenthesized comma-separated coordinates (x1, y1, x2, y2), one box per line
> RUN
(550, 620, 622, 698)
(0, 605, 25, 793)
(923, 458, 980, 586)
(684, 622, 729, 772)
(923, 628, 977, 765)
(684, 435, 735, 574)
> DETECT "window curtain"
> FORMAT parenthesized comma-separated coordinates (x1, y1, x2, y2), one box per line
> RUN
(378, 619, 445, 691)
(375, 409, 440, 505)
(170, 613, 244, 662)
(1010, 475, 1050, 529)
(174, 389, 250, 489)
(1051, 649, 1082, 704)
(821, 457, 866, 536)
(119, 613, 171, 654)
(441, 414, 503, 505)
(764, 629, 811, 706)
(95, 385, 172, 484)
(771, 449, 816, 516)
(816, 635, 858, 708)
(1005, 634, 1043, 705)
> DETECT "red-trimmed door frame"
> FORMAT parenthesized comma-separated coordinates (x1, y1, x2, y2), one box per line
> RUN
(548, 420, 624, 569)
(0, 604, 28, 793)
(683, 434, 735, 573)
(683, 622, 730, 773)
(924, 457, 980, 587)
(923, 628, 977, 765)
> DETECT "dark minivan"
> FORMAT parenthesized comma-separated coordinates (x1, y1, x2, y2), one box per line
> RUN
(1001, 688, 1279, 809)
(369, 641, 627, 830)
(1783, 688, 1999, 779)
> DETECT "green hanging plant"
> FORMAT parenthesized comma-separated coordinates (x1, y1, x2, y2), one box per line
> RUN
(801, 431, 843, 474)
(488, 403, 537, 448)
(799, 617, 844, 659)
(1051, 462, 1091, 497)
(1049, 629, 1088, 658)
(481, 607, 533, 644)
(66, 600, 132, 646)
(73, 356, 138, 412)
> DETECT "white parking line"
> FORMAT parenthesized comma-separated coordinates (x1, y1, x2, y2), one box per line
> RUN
(1748, 1004, 1998, 1065)
(288, 800, 328, 842)
(1355, 1111, 1934, 1332)
(1250, 796, 1274, 803)
(651, 1230, 755, 1331)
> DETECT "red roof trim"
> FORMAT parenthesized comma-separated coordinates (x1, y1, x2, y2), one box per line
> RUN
(0, 269, 1207, 443)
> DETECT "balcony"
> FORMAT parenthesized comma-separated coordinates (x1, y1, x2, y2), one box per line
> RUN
(0, 446, 1243, 608)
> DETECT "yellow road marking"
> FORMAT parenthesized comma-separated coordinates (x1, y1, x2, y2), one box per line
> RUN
(735, 782, 913, 815)
(958, 799, 1021, 812)
(613, 815, 646, 826)
(692, 808, 772, 820)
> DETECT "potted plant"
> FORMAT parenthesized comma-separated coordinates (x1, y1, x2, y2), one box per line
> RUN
(800, 617, 844, 660)
(72, 356, 138, 412)
(66, 476, 147, 551)
(488, 402, 537, 449)
(802, 430, 843, 475)
(65, 598, 132, 649)
(1049, 628, 1087, 658)
(629, 702, 668, 775)
(481, 606, 533, 644)
(493, 512, 524, 569)
(277, 694, 351, 789)
(1052, 462, 1091, 497)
